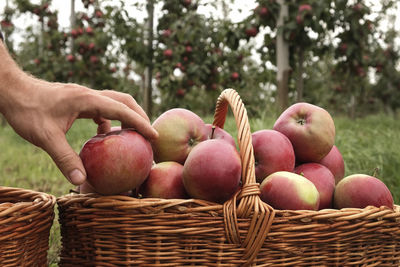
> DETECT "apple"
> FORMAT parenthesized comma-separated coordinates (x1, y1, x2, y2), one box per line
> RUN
(163, 29, 172, 37)
(296, 15, 304, 25)
(90, 55, 98, 64)
(185, 45, 193, 53)
(252, 129, 295, 183)
(245, 27, 258, 37)
(298, 4, 312, 13)
(163, 49, 173, 58)
(231, 72, 240, 81)
(273, 102, 335, 163)
(139, 161, 188, 199)
(334, 174, 394, 209)
(151, 108, 208, 164)
(205, 124, 236, 148)
(258, 7, 269, 17)
(176, 88, 186, 97)
(66, 54, 76, 62)
(183, 139, 241, 203)
(294, 163, 335, 209)
(260, 171, 320, 210)
(318, 145, 345, 184)
(86, 26, 94, 35)
(79, 129, 153, 195)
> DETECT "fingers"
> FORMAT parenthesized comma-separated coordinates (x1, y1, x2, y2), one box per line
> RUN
(42, 132, 87, 185)
(77, 90, 158, 140)
(99, 90, 150, 122)
(94, 117, 111, 134)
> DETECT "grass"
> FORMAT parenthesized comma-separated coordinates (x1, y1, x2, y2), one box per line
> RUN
(1, 112, 400, 266)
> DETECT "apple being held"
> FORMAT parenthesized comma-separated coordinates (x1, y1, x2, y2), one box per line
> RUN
(183, 139, 241, 203)
(79, 129, 153, 195)
(260, 171, 320, 210)
(139, 161, 188, 199)
(294, 163, 335, 209)
(205, 124, 236, 148)
(333, 174, 394, 209)
(252, 129, 295, 183)
(273, 102, 335, 163)
(152, 108, 208, 164)
(318, 145, 345, 184)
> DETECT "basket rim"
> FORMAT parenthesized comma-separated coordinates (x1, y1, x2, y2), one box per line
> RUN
(0, 185, 56, 214)
(57, 192, 400, 220)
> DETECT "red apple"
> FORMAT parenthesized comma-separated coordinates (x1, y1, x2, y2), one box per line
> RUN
(205, 124, 236, 148)
(176, 88, 186, 97)
(298, 4, 312, 13)
(79, 129, 153, 195)
(294, 163, 335, 209)
(296, 15, 304, 25)
(183, 139, 241, 203)
(139, 161, 188, 199)
(163, 49, 173, 58)
(252, 129, 295, 183)
(260, 171, 320, 210)
(259, 7, 269, 17)
(185, 45, 193, 53)
(163, 29, 172, 37)
(90, 55, 98, 64)
(318, 145, 345, 184)
(66, 54, 76, 62)
(151, 108, 208, 164)
(334, 174, 394, 209)
(231, 72, 240, 81)
(95, 10, 103, 18)
(245, 27, 258, 37)
(86, 26, 94, 35)
(273, 102, 335, 163)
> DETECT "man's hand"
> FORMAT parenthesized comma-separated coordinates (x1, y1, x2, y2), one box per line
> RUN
(0, 75, 157, 185)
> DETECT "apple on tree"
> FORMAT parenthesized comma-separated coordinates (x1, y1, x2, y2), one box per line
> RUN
(252, 129, 295, 182)
(273, 102, 335, 163)
(79, 129, 153, 195)
(183, 139, 241, 203)
(151, 108, 208, 164)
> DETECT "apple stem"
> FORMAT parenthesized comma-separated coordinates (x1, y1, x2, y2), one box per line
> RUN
(210, 125, 216, 139)
(297, 118, 306, 125)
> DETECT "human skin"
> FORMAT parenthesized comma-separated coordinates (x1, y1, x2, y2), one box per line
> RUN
(0, 41, 158, 185)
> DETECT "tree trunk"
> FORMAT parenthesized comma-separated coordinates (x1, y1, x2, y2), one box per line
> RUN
(296, 48, 304, 102)
(276, 0, 290, 112)
(70, 0, 75, 52)
(144, 0, 154, 118)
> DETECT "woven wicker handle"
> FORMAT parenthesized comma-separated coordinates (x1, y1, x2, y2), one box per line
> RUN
(213, 89, 275, 265)
(213, 88, 256, 190)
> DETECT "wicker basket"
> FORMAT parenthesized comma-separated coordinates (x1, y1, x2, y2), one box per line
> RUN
(0, 186, 56, 267)
(57, 89, 400, 266)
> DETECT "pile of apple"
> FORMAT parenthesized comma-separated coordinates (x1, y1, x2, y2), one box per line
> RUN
(78, 103, 394, 210)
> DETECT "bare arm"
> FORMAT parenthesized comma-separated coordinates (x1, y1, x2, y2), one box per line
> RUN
(0, 41, 158, 185)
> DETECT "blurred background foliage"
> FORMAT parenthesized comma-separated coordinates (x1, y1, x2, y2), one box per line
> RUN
(1, 0, 399, 119)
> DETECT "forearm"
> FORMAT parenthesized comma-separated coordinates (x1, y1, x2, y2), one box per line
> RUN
(0, 41, 32, 115)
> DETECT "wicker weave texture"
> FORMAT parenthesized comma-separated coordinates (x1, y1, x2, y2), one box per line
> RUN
(0, 186, 56, 267)
(57, 89, 400, 266)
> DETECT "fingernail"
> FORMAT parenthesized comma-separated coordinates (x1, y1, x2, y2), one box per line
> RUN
(68, 169, 86, 185)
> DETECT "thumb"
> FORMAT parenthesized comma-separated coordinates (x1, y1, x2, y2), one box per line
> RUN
(42, 133, 87, 185)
